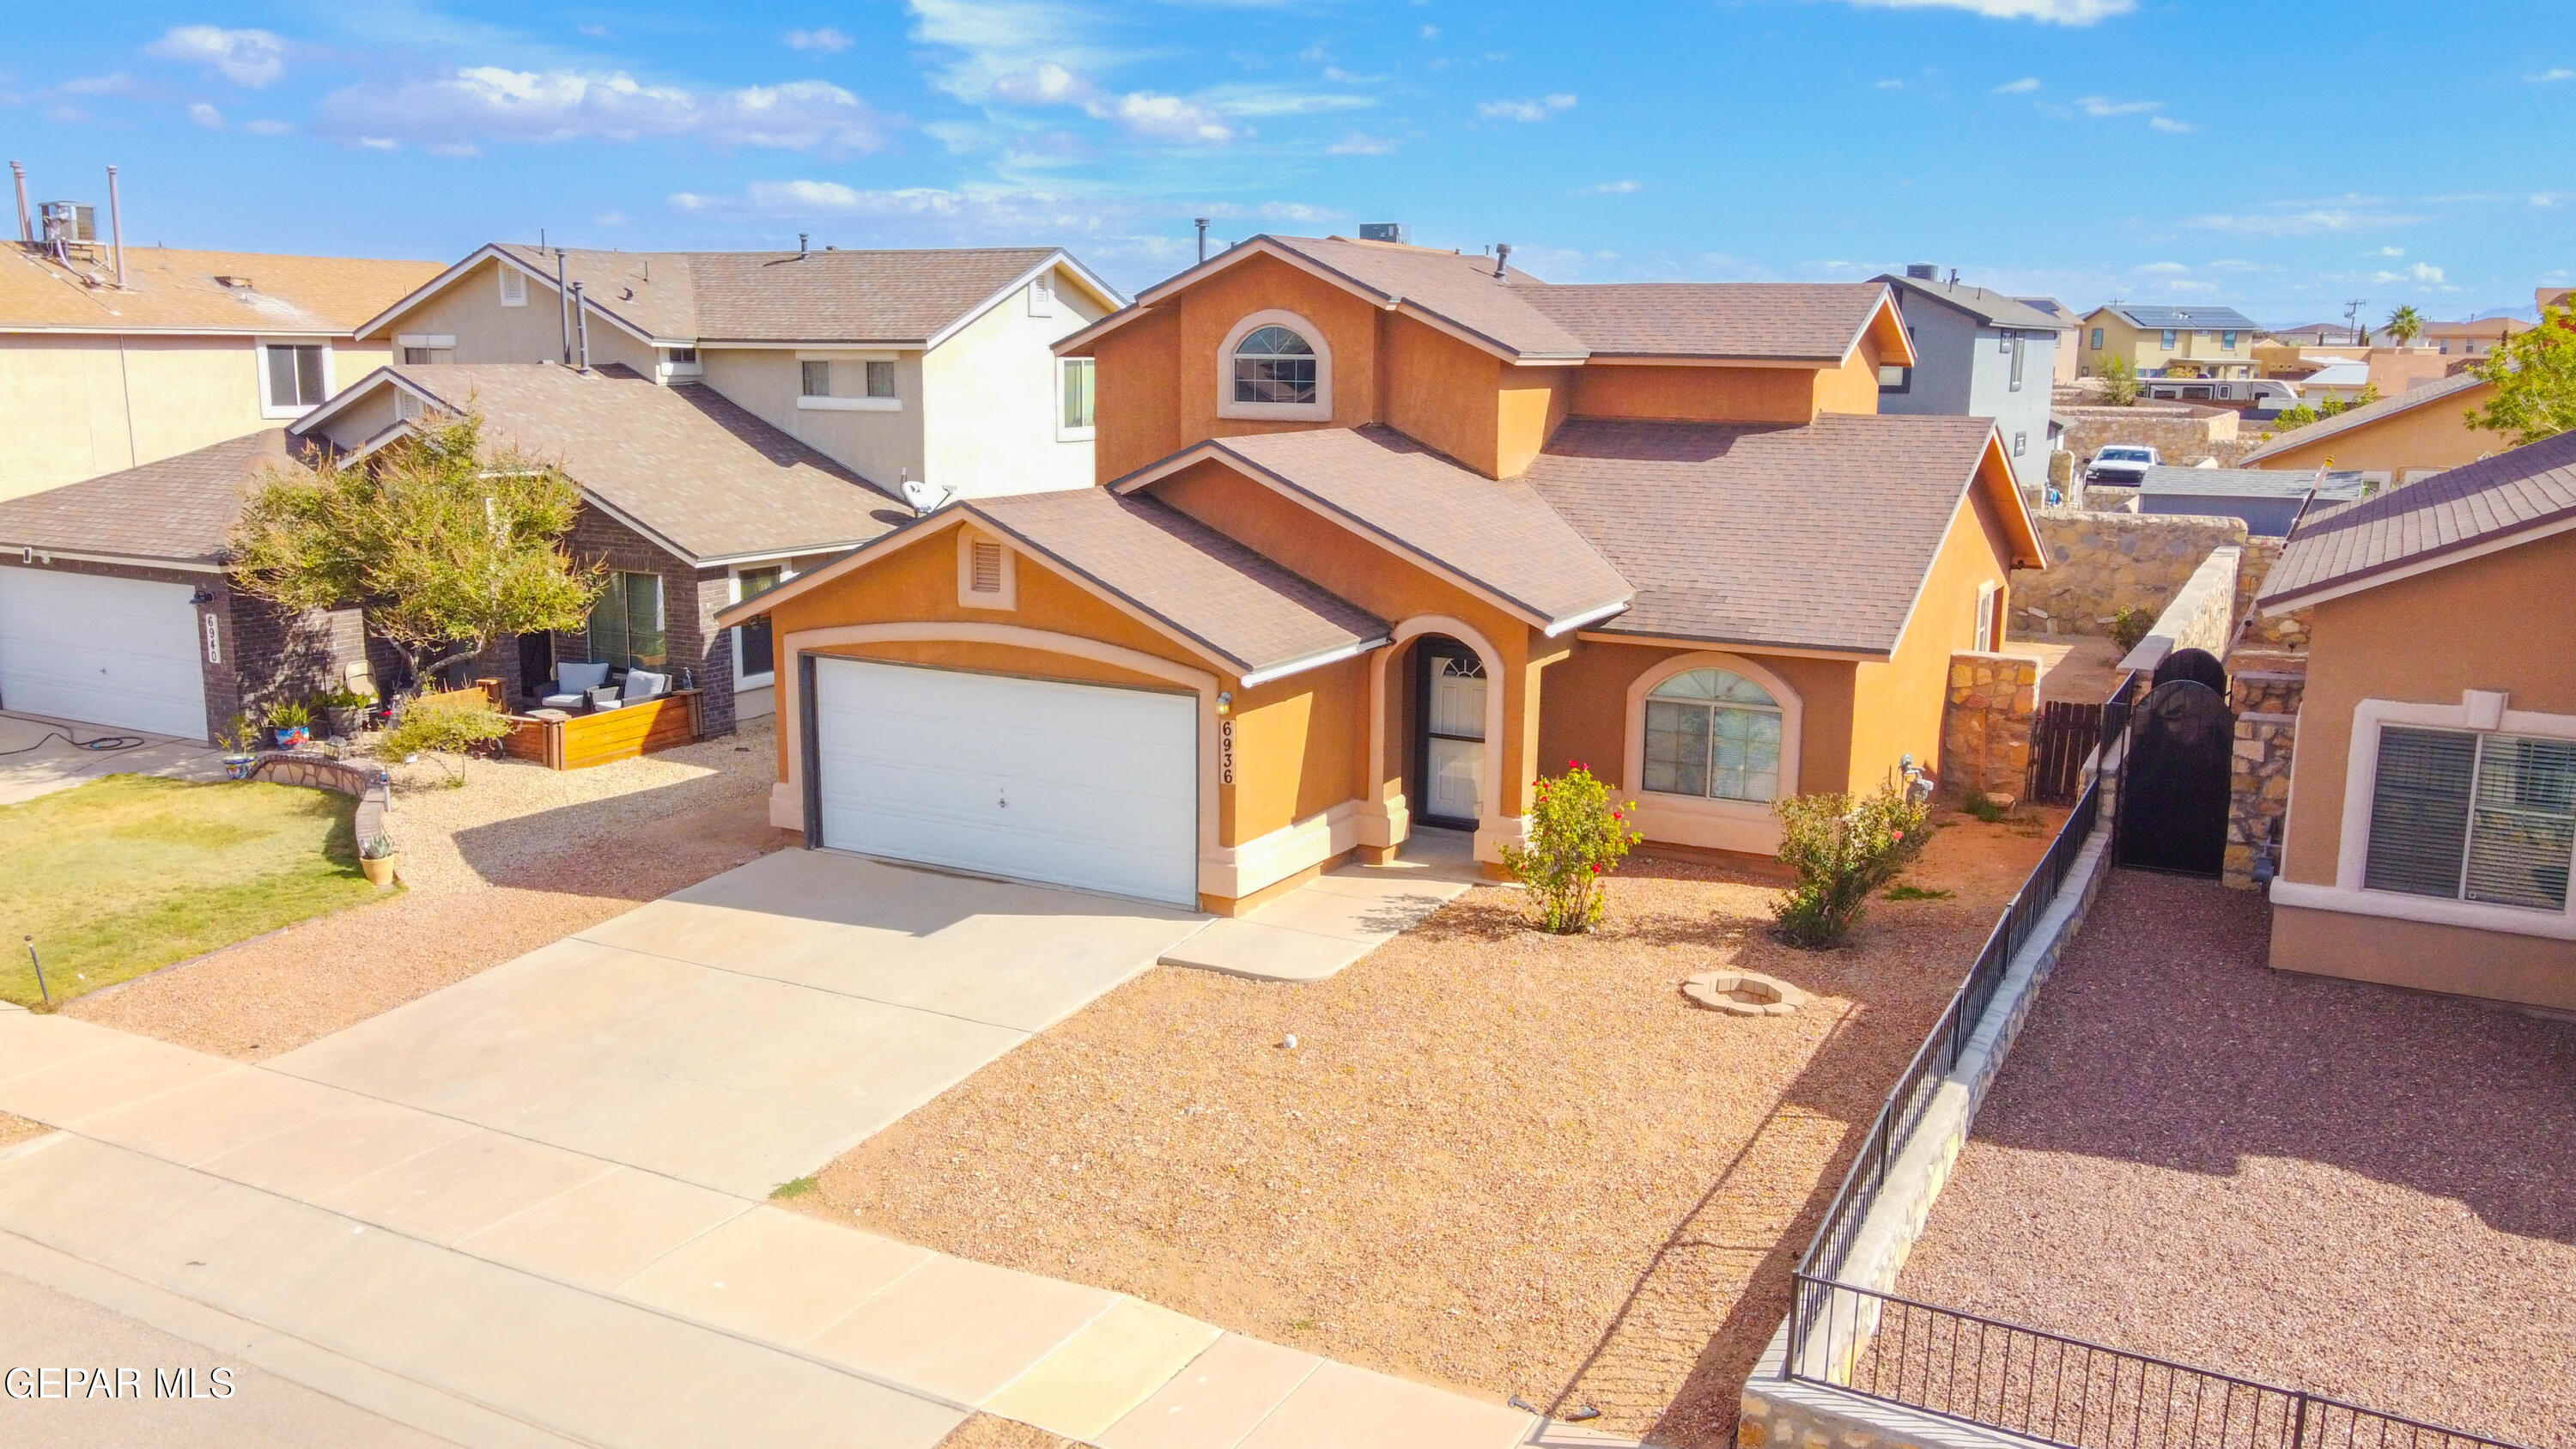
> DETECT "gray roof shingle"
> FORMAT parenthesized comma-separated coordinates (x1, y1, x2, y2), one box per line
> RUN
(0, 429, 312, 563)
(1878, 275, 2069, 332)
(972, 489, 1386, 676)
(2138, 466, 2367, 502)
(2259, 428, 2576, 607)
(2237, 369, 2490, 463)
(1526, 414, 2006, 655)
(480, 244, 1066, 344)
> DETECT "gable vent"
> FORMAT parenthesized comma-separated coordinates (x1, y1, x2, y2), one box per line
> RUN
(969, 540, 1005, 594)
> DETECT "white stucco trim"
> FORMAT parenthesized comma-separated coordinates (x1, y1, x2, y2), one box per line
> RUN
(2281, 691, 2576, 940)
(1360, 615, 1518, 865)
(1216, 308, 1333, 422)
(775, 623, 1223, 895)
(1208, 800, 1366, 901)
(1619, 650, 1802, 856)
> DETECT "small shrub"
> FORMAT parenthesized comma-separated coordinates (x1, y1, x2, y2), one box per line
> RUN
(379, 688, 512, 782)
(1884, 883, 1952, 902)
(1500, 762, 1643, 934)
(2108, 604, 2155, 654)
(1959, 790, 2010, 824)
(216, 713, 263, 757)
(769, 1176, 818, 1200)
(267, 700, 312, 729)
(2099, 356, 2141, 407)
(360, 832, 397, 861)
(1772, 775, 1932, 948)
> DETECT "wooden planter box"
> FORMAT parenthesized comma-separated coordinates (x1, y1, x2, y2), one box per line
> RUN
(503, 690, 703, 770)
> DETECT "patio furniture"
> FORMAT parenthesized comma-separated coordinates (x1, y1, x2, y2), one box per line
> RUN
(501, 688, 703, 770)
(539, 661, 613, 712)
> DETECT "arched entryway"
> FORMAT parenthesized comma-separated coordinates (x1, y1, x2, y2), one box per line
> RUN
(1411, 635, 1487, 831)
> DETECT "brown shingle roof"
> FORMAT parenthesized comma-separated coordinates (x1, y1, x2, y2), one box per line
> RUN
(1516, 282, 1890, 361)
(2237, 368, 2492, 463)
(0, 247, 440, 334)
(2259, 428, 2576, 608)
(1526, 415, 2007, 655)
(972, 490, 1385, 677)
(0, 429, 312, 563)
(461, 244, 1069, 344)
(1260, 236, 1590, 357)
(313, 364, 908, 563)
(1163, 426, 1632, 630)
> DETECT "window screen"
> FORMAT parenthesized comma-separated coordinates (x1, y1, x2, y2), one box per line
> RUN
(265, 344, 325, 407)
(1060, 357, 1096, 429)
(800, 360, 830, 398)
(2366, 727, 2576, 910)
(865, 360, 897, 399)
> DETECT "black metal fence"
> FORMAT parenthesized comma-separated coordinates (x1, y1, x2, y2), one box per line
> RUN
(1780, 679, 2530, 1449)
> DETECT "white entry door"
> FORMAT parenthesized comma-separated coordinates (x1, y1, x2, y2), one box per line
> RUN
(810, 656, 1199, 906)
(1423, 649, 1485, 826)
(0, 567, 210, 740)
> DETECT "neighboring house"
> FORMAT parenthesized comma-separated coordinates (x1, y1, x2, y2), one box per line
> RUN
(1874, 266, 2062, 493)
(2014, 295, 2082, 385)
(2293, 358, 2373, 406)
(352, 242, 1122, 499)
(2257, 429, 2576, 1012)
(2077, 304, 2262, 379)
(2134, 465, 2364, 536)
(0, 429, 371, 741)
(2239, 368, 2501, 480)
(716, 233, 2044, 915)
(2541, 286, 2572, 312)
(0, 242, 440, 501)
(2420, 317, 2528, 357)
(292, 363, 909, 734)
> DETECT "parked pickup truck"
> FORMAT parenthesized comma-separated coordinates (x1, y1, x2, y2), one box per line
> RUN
(2085, 445, 2160, 485)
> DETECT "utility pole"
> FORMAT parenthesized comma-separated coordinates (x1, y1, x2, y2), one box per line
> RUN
(2343, 298, 2367, 344)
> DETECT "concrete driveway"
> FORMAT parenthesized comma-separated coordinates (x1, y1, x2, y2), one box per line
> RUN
(266, 849, 1210, 1196)
(0, 710, 225, 807)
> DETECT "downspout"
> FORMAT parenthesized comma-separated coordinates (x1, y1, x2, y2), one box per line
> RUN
(572, 282, 590, 373)
(106, 165, 125, 289)
(556, 250, 571, 365)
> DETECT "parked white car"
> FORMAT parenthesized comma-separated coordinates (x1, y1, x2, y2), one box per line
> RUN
(2085, 445, 2160, 484)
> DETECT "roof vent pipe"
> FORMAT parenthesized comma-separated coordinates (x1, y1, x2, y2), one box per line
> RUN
(799, 232, 810, 257)
(1492, 242, 1510, 280)
(9, 161, 28, 244)
(105, 165, 125, 289)
(1194, 216, 1209, 264)
(1947, 268, 1959, 286)
(556, 250, 571, 365)
(572, 281, 591, 373)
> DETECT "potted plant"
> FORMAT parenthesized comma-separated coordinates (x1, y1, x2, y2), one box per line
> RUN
(316, 688, 371, 740)
(358, 831, 398, 887)
(217, 713, 261, 780)
(269, 701, 313, 749)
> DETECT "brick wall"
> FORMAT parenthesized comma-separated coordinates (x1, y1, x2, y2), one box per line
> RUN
(222, 588, 369, 722)
(553, 506, 739, 737)
(1940, 651, 2038, 802)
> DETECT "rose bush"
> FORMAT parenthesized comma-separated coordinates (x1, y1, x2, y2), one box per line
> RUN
(1501, 761, 1643, 934)
(1771, 773, 1931, 947)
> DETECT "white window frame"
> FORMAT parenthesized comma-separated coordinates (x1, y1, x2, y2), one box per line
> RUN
(1217, 309, 1332, 422)
(794, 350, 903, 411)
(729, 563, 793, 690)
(1619, 651, 1804, 855)
(2269, 691, 2576, 941)
(1057, 356, 1097, 442)
(257, 339, 333, 420)
(956, 527, 1016, 611)
(1973, 581, 1998, 652)
(658, 345, 702, 381)
(498, 265, 529, 307)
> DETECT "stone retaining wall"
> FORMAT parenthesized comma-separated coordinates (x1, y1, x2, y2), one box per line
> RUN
(249, 752, 393, 852)
(2057, 403, 2240, 467)
(1940, 653, 2038, 802)
(2231, 668, 2306, 717)
(2225, 715, 2297, 890)
(2009, 509, 2251, 639)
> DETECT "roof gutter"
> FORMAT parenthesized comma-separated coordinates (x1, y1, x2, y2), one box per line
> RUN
(1541, 598, 1631, 637)
(1236, 635, 1391, 689)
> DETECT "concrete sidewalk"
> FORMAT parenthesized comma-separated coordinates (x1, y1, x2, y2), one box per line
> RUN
(0, 709, 226, 807)
(1160, 829, 1486, 983)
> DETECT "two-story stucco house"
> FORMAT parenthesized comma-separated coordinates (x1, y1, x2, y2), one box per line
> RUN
(2078, 304, 2262, 381)
(1874, 266, 2063, 494)
(714, 234, 2045, 915)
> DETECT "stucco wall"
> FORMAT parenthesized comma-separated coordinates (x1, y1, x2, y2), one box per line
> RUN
(1382, 313, 1505, 475)
(378, 256, 659, 372)
(2245, 378, 2503, 475)
(1568, 362, 1814, 426)
(700, 345, 924, 494)
(1878, 302, 2050, 492)
(921, 265, 1107, 497)
(2008, 508, 2251, 639)
(1852, 484, 2015, 795)
(1534, 636, 1859, 807)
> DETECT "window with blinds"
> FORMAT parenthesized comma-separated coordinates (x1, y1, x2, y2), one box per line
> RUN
(2365, 726, 2576, 910)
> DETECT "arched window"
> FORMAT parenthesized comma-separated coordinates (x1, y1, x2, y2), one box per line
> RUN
(1232, 324, 1316, 405)
(1643, 668, 1783, 802)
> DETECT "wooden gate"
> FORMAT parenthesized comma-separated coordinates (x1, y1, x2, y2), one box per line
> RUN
(2117, 678, 2236, 875)
(2026, 700, 2105, 804)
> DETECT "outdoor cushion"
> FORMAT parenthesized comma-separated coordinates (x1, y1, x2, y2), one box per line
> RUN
(556, 661, 611, 695)
(621, 669, 669, 701)
(539, 693, 586, 711)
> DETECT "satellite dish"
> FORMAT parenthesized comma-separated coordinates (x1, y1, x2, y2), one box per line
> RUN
(901, 477, 954, 515)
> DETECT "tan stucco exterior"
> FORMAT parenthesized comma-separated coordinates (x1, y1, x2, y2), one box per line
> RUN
(2246, 377, 2505, 478)
(2077, 309, 2255, 379)
(2269, 526, 2576, 1011)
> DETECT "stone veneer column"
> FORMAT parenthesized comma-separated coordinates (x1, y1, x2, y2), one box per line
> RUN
(1941, 651, 2039, 802)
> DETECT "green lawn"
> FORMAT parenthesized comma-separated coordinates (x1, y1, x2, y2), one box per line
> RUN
(0, 775, 390, 1007)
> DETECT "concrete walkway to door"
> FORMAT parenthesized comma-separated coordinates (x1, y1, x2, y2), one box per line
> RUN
(268, 848, 1208, 1197)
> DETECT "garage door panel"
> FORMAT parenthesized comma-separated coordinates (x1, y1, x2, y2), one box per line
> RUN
(0, 569, 208, 740)
(811, 658, 1199, 906)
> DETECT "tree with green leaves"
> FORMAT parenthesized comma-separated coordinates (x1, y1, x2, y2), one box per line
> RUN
(2466, 303, 2576, 447)
(2099, 354, 2141, 406)
(231, 411, 601, 691)
(2385, 304, 2425, 348)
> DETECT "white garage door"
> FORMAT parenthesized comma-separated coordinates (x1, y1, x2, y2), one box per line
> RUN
(0, 568, 209, 740)
(811, 657, 1198, 906)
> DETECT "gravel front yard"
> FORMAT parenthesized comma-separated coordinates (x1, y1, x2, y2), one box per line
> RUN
(804, 810, 2062, 1448)
(1896, 871, 2576, 1449)
(68, 723, 785, 1061)
(0, 1111, 48, 1150)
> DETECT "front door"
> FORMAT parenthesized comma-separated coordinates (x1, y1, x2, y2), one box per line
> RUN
(1415, 642, 1485, 831)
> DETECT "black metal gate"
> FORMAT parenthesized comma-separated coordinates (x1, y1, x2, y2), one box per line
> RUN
(2117, 674, 2235, 874)
(2026, 700, 2105, 804)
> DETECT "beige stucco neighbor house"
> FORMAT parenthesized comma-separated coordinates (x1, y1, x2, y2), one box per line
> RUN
(0, 243, 440, 501)
(354, 243, 1124, 501)
(2077, 303, 2260, 380)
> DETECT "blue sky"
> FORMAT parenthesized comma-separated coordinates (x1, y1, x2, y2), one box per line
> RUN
(7, 0, 2569, 324)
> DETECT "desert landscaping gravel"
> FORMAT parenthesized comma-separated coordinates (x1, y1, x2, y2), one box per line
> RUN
(1896, 871, 2576, 1449)
(0, 1111, 47, 1150)
(933, 1416, 1080, 1449)
(808, 810, 2061, 1449)
(70, 725, 784, 1061)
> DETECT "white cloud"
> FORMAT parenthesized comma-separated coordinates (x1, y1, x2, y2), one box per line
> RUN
(2189, 208, 2425, 235)
(2076, 94, 2159, 116)
(1327, 131, 1395, 155)
(356, 137, 398, 150)
(2530, 67, 2573, 83)
(1103, 90, 1234, 143)
(906, 0, 1121, 102)
(578, 23, 611, 39)
(188, 101, 225, 128)
(244, 118, 293, 135)
(59, 74, 139, 96)
(2372, 262, 2448, 285)
(2147, 115, 2191, 133)
(1477, 93, 1577, 122)
(1992, 76, 2040, 94)
(1419, 24, 1440, 39)
(992, 60, 1090, 105)
(2374, 246, 2405, 256)
(1818, 0, 2131, 22)
(145, 26, 288, 88)
(1583, 179, 1642, 194)
(317, 69, 888, 152)
(1874, 78, 1905, 89)
(785, 26, 854, 52)
(2136, 261, 2189, 274)
(1257, 201, 1335, 222)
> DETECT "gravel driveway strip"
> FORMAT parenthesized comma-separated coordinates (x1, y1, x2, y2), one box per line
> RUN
(1896, 870, 2576, 1449)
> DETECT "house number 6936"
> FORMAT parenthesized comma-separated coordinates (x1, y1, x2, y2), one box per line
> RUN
(1219, 719, 1235, 784)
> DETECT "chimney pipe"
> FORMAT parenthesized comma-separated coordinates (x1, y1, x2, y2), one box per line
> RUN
(9, 161, 28, 245)
(556, 250, 571, 364)
(799, 232, 810, 257)
(1194, 216, 1209, 264)
(106, 165, 125, 289)
(572, 282, 591, 373)
(1492, 243, 1511, 280)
